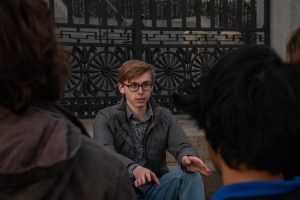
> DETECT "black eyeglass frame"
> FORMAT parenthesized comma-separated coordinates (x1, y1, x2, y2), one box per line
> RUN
(122, 82, 153, 92)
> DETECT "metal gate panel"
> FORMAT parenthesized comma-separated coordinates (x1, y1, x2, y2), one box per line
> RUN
(50, 0, 270, 118)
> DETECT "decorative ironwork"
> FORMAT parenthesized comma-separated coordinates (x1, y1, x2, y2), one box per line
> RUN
(154, 52, 186, 91)
(87, 51, 121, 92)
(50, 0, 270, 118)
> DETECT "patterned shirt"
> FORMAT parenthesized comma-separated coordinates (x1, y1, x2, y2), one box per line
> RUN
(126, 104, 153, 167)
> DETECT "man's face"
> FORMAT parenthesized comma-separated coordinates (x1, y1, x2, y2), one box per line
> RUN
(118, 71, 153, 111)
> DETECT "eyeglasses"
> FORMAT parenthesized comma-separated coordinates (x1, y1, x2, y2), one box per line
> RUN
(123, 82, 153, 92)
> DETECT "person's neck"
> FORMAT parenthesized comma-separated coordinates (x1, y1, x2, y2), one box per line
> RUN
(128, 104, 148, 121)
(221, 164, 284, 185)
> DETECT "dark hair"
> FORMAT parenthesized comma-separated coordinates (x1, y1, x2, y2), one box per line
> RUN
(0, 0, 69, 113)
(118, 60, 155, 83)
(178, 46, 300, 174)
(287, 27, 300, 64)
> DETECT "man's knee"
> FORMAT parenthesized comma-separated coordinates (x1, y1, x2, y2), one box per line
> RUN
(172, 168, 203, 185)
(183, 170, 203, 184)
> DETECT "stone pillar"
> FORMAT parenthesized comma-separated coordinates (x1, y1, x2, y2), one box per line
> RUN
(271, 0, 300, 60)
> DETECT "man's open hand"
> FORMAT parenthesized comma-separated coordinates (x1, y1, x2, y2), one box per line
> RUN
(181, 156, 211, 176)
(132, 166, 160, 188)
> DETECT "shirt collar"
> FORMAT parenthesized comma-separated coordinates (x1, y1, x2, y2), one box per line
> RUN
(211, 176, 300, 200)
(126, 103, 154, 122)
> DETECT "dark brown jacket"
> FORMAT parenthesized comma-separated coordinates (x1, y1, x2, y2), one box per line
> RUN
(0, 105, 133, 200)
(93, 98, 199, 178)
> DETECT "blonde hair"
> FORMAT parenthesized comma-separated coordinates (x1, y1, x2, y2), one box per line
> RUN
(118, 60, 155, 83)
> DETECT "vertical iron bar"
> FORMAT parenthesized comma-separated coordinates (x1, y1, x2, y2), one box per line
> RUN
(166, 0, 171, 27)
(84, 0, 90, 24)
(67, 0, 73, 24)
(251, 0, 257, 29)
(151, 0, 157, 27)
(102, 0, 108, 26)
(223, 0, 228, 28)
(98, 0, 103, 26)
(209, 0, 215, 28)
(195, 0, 202, 28)
(49, 0, 55, 21)
(181, 0, 187, 28)
(132, 0, 142, 59)
(236, 0, 242, 29)
(264, 0, 270, 46)
(116, 0, 122, 26)
(250, 0, 256, 44)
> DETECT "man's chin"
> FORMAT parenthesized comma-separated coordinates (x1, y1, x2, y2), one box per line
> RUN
(135, 103, 147, 108)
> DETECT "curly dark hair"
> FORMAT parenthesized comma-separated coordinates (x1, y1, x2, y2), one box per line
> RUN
(0, 0, 69, 113)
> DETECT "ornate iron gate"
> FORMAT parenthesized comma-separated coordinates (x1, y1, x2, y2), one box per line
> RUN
(50, 0, 270, 118)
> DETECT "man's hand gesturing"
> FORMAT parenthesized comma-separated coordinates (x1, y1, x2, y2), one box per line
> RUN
(181, 156, 211, 176)
(132, 166, 160, 188)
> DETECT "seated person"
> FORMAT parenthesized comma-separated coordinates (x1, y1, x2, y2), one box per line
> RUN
(0, 0, 133, 199)
(93, 59, 211, 200)
(176, 46, 300, 200)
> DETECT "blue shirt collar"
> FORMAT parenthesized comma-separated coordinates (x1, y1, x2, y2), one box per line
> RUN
(211, 176, 300, 200)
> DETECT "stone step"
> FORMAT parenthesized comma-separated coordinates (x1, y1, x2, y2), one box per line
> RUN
(167, 115, 222, 200)
(167, 161, 221, 200)
(80, 114, 221, 200)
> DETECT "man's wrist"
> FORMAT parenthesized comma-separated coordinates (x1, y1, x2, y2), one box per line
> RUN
(128, 163, 139, 178)
(181, 155, 193, 173)
(180, 161, 189, 173)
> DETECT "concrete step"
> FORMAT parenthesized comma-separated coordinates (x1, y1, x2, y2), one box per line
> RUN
(166, 114, 221, 199)
(80, 114, 222, 199)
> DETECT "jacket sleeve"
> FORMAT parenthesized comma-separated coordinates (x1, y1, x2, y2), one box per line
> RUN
(93, 110, 135, 167)
(165, 109, 200, 164)
(78, 135, 134, 200)
(113, 162, 135, 200)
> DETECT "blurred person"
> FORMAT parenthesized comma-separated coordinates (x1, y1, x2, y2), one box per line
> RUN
(285, 27, 300, 180)
(287, 27, 300, 64)
(93, 59, 211, 200)
(175, 46, 300, 200)
(0, 0, 133, 199)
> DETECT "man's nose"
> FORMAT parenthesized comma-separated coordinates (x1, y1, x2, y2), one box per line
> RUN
(137, 86, 143, 93)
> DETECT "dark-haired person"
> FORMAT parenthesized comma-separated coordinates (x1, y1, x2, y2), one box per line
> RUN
(0, 0, 133, 199)
(284, 27, 300, 180)
(176, 46, 300, 200)
(287, 27, 300, 64)
(93, 59, 211, 200)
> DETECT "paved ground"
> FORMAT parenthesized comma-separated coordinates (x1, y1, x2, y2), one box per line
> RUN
(81, 114, 222, 199)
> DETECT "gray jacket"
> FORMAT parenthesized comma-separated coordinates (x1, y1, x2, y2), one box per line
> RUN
(0, 104, 133, 200)
(93, 98, 199, 178)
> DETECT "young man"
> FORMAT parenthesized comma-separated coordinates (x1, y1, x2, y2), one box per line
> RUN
(93, 59, 210, 200)
(177, 46, 300, 200)
(0, 0, 133, 199)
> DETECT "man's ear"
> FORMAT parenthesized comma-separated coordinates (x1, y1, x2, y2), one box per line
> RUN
(207, 144, 222, 174)
(118, 83, 125, 94)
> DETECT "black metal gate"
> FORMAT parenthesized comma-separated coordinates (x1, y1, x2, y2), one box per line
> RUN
(50, 0, 270, 118)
